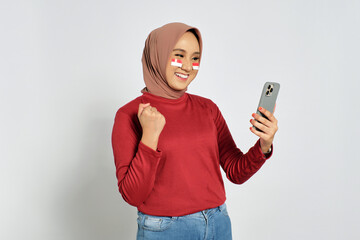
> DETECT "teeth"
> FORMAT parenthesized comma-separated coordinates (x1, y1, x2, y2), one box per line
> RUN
(175, 73, 188, 79)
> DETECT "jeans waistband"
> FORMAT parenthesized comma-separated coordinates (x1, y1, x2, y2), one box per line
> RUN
(172, 203, 227, 219)
(138, 203, 227, 219)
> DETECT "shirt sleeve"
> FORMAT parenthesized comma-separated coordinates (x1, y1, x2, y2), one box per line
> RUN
(209, 101, 272, 184)
(111, 110, 162, 206)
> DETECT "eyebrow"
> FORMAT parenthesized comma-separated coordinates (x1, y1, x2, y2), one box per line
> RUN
(173, 48, 200, 55)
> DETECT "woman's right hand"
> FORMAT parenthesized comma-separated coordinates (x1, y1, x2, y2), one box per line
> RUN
(137, 103, 166, 150)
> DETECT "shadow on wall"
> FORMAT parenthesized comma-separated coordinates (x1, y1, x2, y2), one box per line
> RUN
(56, 116, 137, 239)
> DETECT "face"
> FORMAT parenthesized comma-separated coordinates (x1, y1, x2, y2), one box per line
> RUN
(165, 31, 201, 91)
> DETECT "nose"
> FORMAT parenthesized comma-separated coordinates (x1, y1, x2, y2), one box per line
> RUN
(181, 59, 192, 72)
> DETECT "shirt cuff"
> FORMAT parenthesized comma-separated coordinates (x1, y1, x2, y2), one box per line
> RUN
(138, 141, 162, 157)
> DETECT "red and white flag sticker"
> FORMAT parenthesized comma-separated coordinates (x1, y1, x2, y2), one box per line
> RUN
(171, 59, 182, 67)
(192, 63, 199, 70)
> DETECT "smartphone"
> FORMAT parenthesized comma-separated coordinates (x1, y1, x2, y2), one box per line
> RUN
(253, 82, 280, 132)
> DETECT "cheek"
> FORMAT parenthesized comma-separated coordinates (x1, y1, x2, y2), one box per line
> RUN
(165, 67, 175, 82)
(190, 71, 198, 80)
(165, 64, 172, 74)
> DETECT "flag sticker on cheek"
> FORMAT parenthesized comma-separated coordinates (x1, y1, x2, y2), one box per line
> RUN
(192, 63, 199, 70)
(171, 59, 182, 67)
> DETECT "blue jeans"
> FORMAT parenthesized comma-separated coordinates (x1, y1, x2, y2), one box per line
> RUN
(136, 203, 232, 240)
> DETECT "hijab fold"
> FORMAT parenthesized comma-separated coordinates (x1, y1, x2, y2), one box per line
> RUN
(141, 22, 202, 99)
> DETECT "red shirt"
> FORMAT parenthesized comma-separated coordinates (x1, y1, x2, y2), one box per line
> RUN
(111, 92, 272, 216)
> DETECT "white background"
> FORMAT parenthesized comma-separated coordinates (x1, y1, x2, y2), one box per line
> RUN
(1, 0, 359, 239)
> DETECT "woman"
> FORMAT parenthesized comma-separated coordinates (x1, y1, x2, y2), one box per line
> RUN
(111, 22, 278, 240)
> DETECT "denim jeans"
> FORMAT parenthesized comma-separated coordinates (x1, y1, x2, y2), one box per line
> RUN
(136, 203, 232, 240)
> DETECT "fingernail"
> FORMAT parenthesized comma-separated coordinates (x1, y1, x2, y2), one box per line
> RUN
(259, 107, 262, 110)
(252, 113, 255, 117)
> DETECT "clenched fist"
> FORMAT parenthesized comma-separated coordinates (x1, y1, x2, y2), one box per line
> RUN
(137, 103, 166, 151)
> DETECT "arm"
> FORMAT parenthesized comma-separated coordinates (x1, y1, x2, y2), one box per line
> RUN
(210, 102, 273, 184)
(111, 111, 162, 206)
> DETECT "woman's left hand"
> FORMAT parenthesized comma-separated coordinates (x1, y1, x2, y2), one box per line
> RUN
(250, 107, 278, 153)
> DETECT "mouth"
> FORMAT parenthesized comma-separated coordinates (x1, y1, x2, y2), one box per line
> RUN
(175, 72, 189, 81)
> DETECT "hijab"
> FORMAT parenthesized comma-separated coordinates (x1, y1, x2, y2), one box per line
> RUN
(141, 22, 203, 99)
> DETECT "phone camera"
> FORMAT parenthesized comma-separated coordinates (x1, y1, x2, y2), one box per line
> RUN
(266, 84, 274, 96)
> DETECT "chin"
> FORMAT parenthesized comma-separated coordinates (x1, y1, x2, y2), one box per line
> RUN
(171, 86, 187, 91)
(168, 81, 189, 91)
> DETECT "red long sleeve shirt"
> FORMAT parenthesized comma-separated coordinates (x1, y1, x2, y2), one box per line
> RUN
(111, 92, 272, 216)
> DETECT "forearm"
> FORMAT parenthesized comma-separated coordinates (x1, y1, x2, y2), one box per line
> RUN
(221, 140, 270, 184)
(117, 141, 162, 206)
(140, 130, 160, 151)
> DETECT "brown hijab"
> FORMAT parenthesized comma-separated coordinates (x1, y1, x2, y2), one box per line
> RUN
(141, 22, 202, 99)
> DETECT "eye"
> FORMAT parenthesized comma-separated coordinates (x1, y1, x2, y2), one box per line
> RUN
(175, 54, 184, 58)
(192, 57, 200, 61)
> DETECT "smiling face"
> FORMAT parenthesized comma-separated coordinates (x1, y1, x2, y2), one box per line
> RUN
(165, 31, 201, 91)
